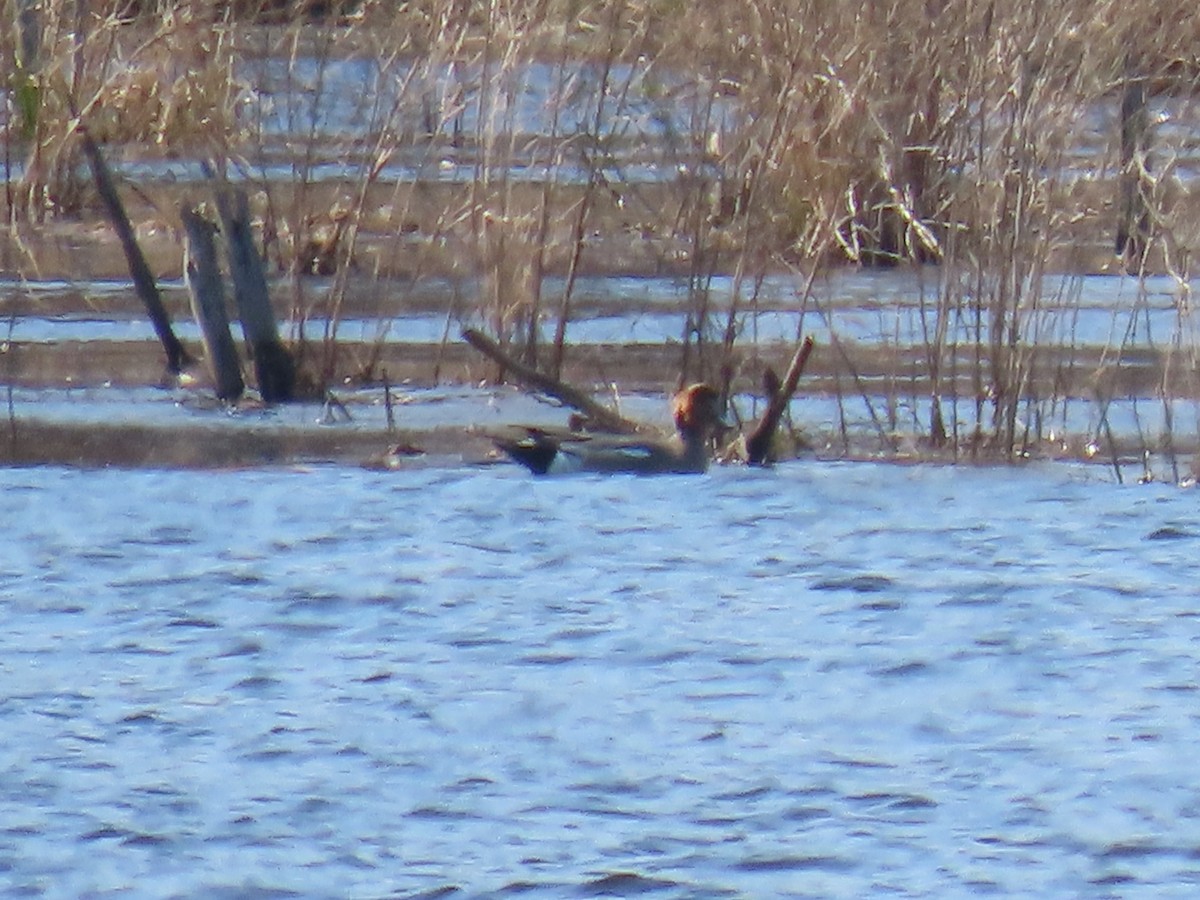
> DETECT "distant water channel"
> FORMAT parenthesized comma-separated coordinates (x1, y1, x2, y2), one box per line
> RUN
(6, 269, 1194, 349)
(5, 461, 1200, 896)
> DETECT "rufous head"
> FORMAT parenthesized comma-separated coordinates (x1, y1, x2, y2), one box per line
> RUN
(672, 383, 726, 437)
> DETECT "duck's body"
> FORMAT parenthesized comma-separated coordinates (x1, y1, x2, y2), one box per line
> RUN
(492, 426, 712, 475)
(492, 384, 726, 476)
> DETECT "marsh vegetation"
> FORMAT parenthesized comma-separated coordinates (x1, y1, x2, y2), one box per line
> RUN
(3, 0, 1200, 469)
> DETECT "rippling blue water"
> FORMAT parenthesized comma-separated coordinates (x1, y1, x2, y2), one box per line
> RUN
(4, 461, 1200, 897)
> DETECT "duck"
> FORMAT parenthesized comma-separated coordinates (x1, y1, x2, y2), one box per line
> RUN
(491, 383, 729, 475)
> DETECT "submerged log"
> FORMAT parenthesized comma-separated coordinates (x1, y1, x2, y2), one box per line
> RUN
(745, 335, 815, 465)
(462, 328, 641, 434)
(181, 206, 244, 401)
(212, 184, 296, 402)
(78, 129, 190, 374)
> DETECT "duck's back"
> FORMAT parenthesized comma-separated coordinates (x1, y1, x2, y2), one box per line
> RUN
(494, 428, 705, 475)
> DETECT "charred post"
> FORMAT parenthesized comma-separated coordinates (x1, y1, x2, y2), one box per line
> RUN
(212, 185, 296, 402)
(78, 129, 190, 374)
(1116, 58, 1152, 269)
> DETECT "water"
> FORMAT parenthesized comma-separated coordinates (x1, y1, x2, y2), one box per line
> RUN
(7, 379, 1195, 472)
(6, 60, 1200, 185)
(6, 290, 1192, 350)
(4, 57, 737, 186)
(6, 270, 1194, 351)
(4, 461, 1200, 897)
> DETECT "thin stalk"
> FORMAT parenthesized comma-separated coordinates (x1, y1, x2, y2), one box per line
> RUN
(551, 7, 624, 381)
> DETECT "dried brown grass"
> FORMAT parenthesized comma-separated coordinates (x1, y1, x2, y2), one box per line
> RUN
(5, 0, 1200, 458)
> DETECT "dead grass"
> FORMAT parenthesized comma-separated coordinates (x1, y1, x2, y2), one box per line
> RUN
(5, 0, 1200, 459)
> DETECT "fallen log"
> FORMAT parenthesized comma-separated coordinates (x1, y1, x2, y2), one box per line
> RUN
(745, 335, 815, 465)
(462, 328, 641, 434)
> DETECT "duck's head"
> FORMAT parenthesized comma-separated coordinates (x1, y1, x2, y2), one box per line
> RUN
(672, 383, 729, 438)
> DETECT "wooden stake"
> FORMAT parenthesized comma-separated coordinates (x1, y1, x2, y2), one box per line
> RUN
(181, 206, 243, 402)
(745, 335, 815, 465)
(1116, 57, 1151, 269)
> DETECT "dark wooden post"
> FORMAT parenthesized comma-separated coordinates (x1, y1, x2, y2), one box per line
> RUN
(181, 206, 244, 401)
(1116, 57, 1151, 268)
(78, 129, 190, 374)
(213, 186, 296, 402)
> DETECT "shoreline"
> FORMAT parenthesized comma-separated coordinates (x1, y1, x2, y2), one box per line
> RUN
(4, 390, 1193, 478)
(0, 416, 492, 470)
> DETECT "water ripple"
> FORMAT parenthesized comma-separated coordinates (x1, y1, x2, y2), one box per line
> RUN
(3, 463, 1200, 895)
(811, 573, 896, 593)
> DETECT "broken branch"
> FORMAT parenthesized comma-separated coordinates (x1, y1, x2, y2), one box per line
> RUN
(745, 335, 815, 465)
(463, 328, 641, 434)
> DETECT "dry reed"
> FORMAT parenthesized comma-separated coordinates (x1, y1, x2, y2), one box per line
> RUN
(4, 0, 1200, 459)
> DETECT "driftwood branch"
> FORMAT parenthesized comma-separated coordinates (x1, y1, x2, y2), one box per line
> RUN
(463, 328, 641, 434)
(745, 335, 815, 465)
(78, 128, 190, 374)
